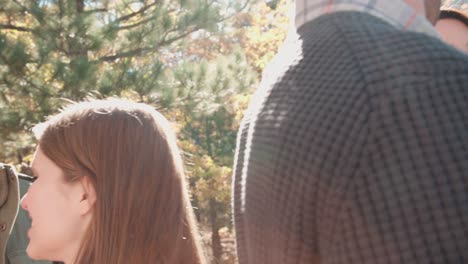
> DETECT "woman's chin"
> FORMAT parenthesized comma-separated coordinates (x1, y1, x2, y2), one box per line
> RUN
(26, 241, 63, 262)
(26, 244, 44, 261)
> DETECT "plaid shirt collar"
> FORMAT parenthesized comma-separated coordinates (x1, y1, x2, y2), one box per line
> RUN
(295, 0, 439, 38)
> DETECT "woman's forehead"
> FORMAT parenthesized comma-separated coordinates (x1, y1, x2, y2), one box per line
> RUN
(31, 147, 57, 174)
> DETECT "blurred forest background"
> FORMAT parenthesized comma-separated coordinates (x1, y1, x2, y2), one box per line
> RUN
(0, 0, 463, 263)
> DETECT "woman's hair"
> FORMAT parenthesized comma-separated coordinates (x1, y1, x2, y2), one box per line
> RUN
(439, 9, 468, 26)
(33, 98, 205, 264)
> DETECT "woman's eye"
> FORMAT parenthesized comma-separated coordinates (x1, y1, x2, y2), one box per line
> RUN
(18, 173, 38, 183)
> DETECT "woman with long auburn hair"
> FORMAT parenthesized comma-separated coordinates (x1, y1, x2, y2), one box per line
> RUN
(20, 98, 206, 264)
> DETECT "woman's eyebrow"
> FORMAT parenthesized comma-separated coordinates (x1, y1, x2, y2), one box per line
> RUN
(17, 165, 40, 182)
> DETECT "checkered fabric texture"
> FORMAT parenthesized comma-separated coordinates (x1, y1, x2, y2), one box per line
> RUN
(233, 11, 468, 264)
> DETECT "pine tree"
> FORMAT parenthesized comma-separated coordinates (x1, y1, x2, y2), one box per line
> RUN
(0, 0, 248, 159)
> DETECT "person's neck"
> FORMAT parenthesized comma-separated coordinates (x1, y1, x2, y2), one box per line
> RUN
(61, 253, 76, 264)
(56, 239, 81, 264)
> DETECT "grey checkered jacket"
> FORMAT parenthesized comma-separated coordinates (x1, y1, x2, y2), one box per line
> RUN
(233, 11, 468, 264)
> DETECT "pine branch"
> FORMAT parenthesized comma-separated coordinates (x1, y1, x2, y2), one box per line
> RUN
(159, 26, 199, 46)
(114, 8, 176, 31)
(217, 0, 251, 23)
(96, 0, 248, 64)
(83, 8, 108, 14)
(0, 24, 33, 32)
(11, 0, 28, 12)
(115, 16, 156, 31)
(1, 90, 9, 104)
(98, 25, 199, 62)
(98, 47, 151, 62)
(76, 0, 84, 12)
(1, 76, 14, 103)
(114, 1, 161, 23)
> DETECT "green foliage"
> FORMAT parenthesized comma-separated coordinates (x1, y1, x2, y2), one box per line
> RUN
(0, 0, 249, 156)
(163, 52, 257, 243)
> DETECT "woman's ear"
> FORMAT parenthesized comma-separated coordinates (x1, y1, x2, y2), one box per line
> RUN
(78, 176, 96, 215)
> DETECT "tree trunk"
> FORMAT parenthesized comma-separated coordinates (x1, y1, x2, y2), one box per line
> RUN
(210, 198, 222, 263)
(205, 118, 222, 261)
(76, 0, 84, 12)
